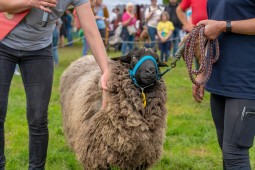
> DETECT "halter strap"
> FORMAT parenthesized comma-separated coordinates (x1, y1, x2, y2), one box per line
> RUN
(129, 55, 159, 85)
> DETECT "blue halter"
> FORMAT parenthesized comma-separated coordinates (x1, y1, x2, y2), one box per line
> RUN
(129, 56, 160, 85)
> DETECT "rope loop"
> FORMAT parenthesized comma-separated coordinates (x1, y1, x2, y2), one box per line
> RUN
(183, 24, 220, 87)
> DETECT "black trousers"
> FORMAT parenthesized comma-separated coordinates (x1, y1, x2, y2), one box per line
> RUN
(0, 43, 53, 170)
(210, 94, 255, 170)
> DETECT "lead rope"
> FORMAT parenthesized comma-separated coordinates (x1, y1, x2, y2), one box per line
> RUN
(183, 25, 220, 86)
(169, 25, 220, 87)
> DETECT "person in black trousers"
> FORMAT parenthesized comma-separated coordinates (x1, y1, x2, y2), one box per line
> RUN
(165, 0, 182, 57)
(193, 0, 255, 169)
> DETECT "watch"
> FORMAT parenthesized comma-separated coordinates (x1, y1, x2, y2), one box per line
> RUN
(226, 20, 232, 33)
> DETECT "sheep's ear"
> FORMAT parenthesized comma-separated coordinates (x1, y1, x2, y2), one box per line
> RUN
(158, 61, 169, 67)
(111, 54, 132, 63)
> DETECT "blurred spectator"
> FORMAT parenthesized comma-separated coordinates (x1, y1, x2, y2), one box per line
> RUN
(176, 0, 207, 69)
(60, 14, 66, 47)
(144, 0, 164, 48)
(114, 8, 122, 30)
(109, 8, 122, 31)
(73, 9, 90, 56)
(93, 0, 109, 44)
(65, 10, 74, 46)
(157, 12, 174, 62)
(109, 8, 117, 29)
(165, 0, 182, 57)
(52, 18, 62, 66)
(121, 2, 137, 55)
(176, 0, 207, 32)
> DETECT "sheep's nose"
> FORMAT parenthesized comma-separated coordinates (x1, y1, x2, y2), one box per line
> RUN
(145, 67, 155, 74)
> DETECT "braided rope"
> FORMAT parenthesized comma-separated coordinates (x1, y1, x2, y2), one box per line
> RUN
(183, 25, 220, 86)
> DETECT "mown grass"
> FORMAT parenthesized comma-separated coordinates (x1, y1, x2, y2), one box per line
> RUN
(5, 42, 255, 170)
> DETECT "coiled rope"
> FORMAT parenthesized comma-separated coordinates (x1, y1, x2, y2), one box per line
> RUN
(182, 24, 220, 86)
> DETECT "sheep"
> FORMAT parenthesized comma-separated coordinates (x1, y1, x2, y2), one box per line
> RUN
(60, 48, 168, 170)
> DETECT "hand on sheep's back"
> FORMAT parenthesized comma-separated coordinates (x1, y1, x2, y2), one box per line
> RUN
(100, 70, 109, 109)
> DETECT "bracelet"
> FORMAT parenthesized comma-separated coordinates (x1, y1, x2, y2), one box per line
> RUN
(226, 20, 232, 33)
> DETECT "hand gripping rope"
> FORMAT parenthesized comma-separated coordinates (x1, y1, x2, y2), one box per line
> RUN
(167, 24, 220, 87)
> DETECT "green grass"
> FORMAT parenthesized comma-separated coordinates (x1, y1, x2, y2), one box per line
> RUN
(5, 42, 255, 170)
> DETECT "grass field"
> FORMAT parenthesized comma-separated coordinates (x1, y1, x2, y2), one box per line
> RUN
(5, 42, 255, 170)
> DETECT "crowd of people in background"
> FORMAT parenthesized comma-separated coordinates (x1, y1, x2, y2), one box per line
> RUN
(49, 0, 194, 67)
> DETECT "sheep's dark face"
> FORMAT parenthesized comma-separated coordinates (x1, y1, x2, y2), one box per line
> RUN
(112, 48, 168, 87)
(131, 56, 157, 86)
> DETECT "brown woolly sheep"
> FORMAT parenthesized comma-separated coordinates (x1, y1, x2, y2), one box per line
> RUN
(60, 48, 168, 170)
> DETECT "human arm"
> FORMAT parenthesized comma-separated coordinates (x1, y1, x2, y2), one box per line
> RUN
(76, 2, 109, 90)
(144, 7, 155, 21)
(157, 26, 166, 42)
(94, 5, 109, 21)
(56, 18, 62, 30)
(0, 0, 57, 13)
(162, 23, 174, 41)
(192, 73, 206, 103)
(198, 19, 255, 40)
(157, 31, 164, 42)
(156, 23, 164, 42)
(73, 9, 81, 29)
(163, 30, 173, 42)
(176, 4, 193, 32)
(95, 15, 105, 20)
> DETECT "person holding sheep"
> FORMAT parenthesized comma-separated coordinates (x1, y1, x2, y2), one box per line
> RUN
(193, 0, 255, 169)
(0, 0, 109, 169)
(121, 2, 137, 55)
(157, 11, 174, 62)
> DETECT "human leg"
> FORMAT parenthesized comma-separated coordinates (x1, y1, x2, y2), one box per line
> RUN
(171, 28, 180, 56)
(82, 37, 88, 56)
(128, 35, 135, 53)
(147, 26, 157, 48)
(161, 42, 169, 62)
(121, 42, 128, 55)
(222, 98, 255, 170)
(14, 64, 20, 75)
(66, 27, 73, 46)
(52, 28, 59, 65)
(159, 43, 164, 62)
(0, 43, 18, 170)
(210, 94, 226, 169)
(19, 46, 53, 170)
(165, 41, 171, 62)
(212, 94, 255, 170)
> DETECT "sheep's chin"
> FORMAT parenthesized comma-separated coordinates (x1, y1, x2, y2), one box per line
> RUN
(137, 77, 156, 87)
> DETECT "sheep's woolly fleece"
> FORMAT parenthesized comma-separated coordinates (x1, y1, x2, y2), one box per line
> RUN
(60, 56, 168, 170)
